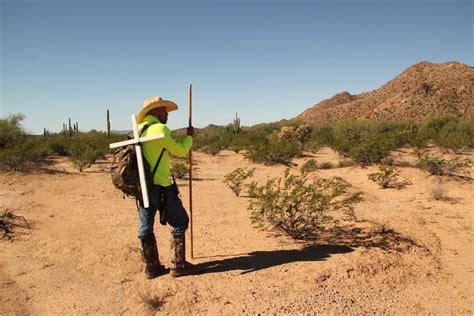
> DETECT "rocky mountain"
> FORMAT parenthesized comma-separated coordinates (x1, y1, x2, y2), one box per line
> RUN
(297, 61, 473, 125)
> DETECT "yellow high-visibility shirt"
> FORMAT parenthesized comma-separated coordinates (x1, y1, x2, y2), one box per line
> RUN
(139, 115, 193, 187)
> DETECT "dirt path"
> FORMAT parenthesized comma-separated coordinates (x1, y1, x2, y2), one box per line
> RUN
(1, 149, 473, 314)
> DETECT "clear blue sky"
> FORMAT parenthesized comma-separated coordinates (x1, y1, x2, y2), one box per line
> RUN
(1, 0, 472, 134)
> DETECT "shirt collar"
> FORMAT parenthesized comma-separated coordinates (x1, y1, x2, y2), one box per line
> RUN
(143, 114, 163, 124)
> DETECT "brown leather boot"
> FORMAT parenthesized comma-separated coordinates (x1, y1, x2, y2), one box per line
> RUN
(139, 234, 168, 279)
(170, 232, 197, 277)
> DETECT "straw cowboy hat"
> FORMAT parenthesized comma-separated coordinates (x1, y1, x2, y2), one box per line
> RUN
(137, 96, 178, 123)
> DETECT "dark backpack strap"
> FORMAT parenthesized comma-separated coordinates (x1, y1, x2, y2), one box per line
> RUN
(139, 122, 154, 137)
(151, 148, 166, 178)
(139, 122, 164, 178)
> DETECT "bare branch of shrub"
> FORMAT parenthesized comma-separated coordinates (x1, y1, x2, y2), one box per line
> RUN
(136, 288, 169, 313)
(416, 150, 472, 179)
(223, 167, 256, 196)
(1, 209, 31, 240)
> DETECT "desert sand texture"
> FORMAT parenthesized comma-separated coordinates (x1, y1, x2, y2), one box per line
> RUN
(1, 147, 473, 315)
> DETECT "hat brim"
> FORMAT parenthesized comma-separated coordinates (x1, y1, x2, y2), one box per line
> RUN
(137, 100, 178, 123)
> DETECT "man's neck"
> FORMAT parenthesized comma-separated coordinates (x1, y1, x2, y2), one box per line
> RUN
(146, 114, 164, 124)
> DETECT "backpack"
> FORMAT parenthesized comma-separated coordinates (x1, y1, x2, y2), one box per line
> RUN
(110, 123, 164, 201)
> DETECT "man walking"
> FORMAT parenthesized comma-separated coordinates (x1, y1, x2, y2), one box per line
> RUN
(136, 96, 195, 279)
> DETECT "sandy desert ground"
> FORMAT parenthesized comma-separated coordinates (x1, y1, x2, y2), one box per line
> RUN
(1, 147, 473, 314)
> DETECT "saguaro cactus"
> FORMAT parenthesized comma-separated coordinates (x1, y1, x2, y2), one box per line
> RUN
(68, 118, 73, 137)
(106, 109, 111, 138)
(232, 112, 241, 134)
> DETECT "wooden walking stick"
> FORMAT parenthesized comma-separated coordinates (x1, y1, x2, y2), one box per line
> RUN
(188, 83, 194, 259)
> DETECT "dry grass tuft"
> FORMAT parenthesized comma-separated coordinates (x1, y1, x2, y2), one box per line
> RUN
(430, 184, 450, 201)
(319, 161, 333, 169)
(338, 159, 356, 168)
(136, 288, 169, 313)
(1, 209, 31, 240)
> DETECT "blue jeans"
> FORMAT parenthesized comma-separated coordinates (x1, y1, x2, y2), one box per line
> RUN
(138, 185, 189, 238)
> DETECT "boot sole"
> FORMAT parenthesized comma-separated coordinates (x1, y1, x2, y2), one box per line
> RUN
(170, 270, 187, 278)
(145, 266, 169, 279)
(170, 267, 201, 278)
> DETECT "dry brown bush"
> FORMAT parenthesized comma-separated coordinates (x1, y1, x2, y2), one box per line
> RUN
(136, 288, 169, 314)
(430, 184, 450, 201)
(1, 209, 31, 240)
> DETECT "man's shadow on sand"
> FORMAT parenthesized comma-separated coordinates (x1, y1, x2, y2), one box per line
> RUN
(195, 244, 352, 275)
(194, 224, 418, 275)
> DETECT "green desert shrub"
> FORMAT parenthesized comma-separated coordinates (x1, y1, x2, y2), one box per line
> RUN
(416, 151, 472, 177)
(249, 170, 362, 240)
(193, 125, 232, 152)
(416, 115, 459, 147)
(229, 144, 243, 154)
(68, 132, 108, 172)
(434, 118, 474, 150)
(349, 135, 393, 165)
(413, 115, 474, 149)
(189, 116, 472, 160)
(0, 114, 48, 171)
(236, 129, 272, 150)
(0, 137, 48, 171)
(193, 120, 292, 155)
(300, 159, 318, 174)
(368, 164, 400, 188)
(330, 120, 372, 155)
(69, 145, 99, 172)
(47, 130, 112, 159)
(223, 167, 256, 196)
(246, 181, 259, 198)
(46, 134, 70, 155)
(378, 121, 419, 150)
(305, 126, 334, 153)
(171, 161, 188, 179)
(331, 120, 403, 165)
(0, 114, 25, 148)
(245, 133, 301, 166)
(201, 142, 222, 156)
(193, 124, 255, 155)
